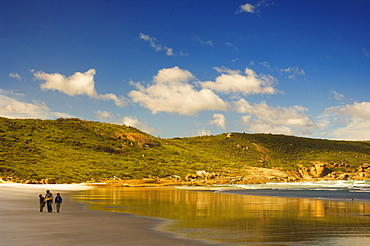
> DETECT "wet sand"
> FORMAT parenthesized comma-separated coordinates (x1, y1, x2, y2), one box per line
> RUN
(0, 183, 223, 246)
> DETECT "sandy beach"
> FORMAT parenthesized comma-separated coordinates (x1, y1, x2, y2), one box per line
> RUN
(0, 183, 223, 246)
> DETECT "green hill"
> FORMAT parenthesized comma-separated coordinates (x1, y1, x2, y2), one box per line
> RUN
(1, 117, 370, 183)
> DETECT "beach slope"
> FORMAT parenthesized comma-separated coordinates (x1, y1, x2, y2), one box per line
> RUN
(0, 184, 221, 246)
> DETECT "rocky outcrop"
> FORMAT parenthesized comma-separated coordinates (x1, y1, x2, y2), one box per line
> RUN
(183, 167, 298, 185)
(295, 162, 370, 181)
(115, 132, 160, 148)
(357, 164, 370, 178)
(297, 162, 332, 179)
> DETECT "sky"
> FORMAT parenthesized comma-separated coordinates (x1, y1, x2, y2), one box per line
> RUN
(1, 0, 370, 140)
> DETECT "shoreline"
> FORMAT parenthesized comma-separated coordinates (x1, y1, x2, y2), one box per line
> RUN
(0, 183, 225, 246)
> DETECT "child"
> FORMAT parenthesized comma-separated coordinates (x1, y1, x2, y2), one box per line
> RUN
(55, 193, 63, 213)
(39, 194, 45, 212)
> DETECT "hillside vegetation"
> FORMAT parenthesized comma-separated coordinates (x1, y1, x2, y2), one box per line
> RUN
(1, 117, 370, 183)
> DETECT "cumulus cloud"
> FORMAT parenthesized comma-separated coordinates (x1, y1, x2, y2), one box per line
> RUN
(239, 3, 255, 13)
(94, 111, 158, 134)
(327, 119, 370, 140)
(9, 73, 22, 80)
(318, 101, 370, 140)
(325, 102, 370, 120)
(236, 99, 316, 135)
(248, 122, 297, 135)
(153, 66, 195, 83)
(95, 110, 114, 121)
(0, 90, 71, 119)
(139, 33, 176, 56)
(201, 67, 276, 95)
(121, 116, 157, 134)
(129, 66, 229, 115)
(196, 128, 212, 136)
(33, 69, 126, 107)
(241, 115, 252, 124)
(210, 113, 227, 130)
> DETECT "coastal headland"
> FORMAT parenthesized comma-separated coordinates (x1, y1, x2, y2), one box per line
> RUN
(1, 117, 370, 186)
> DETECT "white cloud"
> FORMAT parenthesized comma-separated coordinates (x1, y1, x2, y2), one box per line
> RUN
(179, 51, 188, 56)
(210, 113, 227, 130)
(316, 101, 370, 140)
(139, 33, 162, 51)
(239, 107, 298, 135)
(94, 111, 158, 135)
(0, 89, 24, 97)
(0, 90, 71, 119)
(241, 115, 251, 124)
(196, 128, 212, 136)
(240, 114, 297, 135)
(139, 33, 177, 56)
(259, 61, 271, 68)
(238, 0, 273, 14)
(280, 66, 305, 79)
(235, 99, 316, 129)
(201, 67, 276, 95)
(239, 3, 255, 13)
(331, 91, 347, 101)
(129, 66, 229, 115)
(33, 69, 126, 107)
(95, 110, 114, 121)
(9, 73, 22, 80)
(153, 66, 195, 83)
(212, 66, 241, 75)
(165, 47, 174, 56)
(327, 119, 370, 140)
(225, 42, 238, 50)
(325, 102, 370, 120)
(236, 98, 320, 136)
(250, 123, 297, 135)
(35, 69, 97, 96)
(121, 116, 157, 134)
(193, 36, 214, 46)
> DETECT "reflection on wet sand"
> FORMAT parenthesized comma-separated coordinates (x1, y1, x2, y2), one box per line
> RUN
(72, 187, 370, 245)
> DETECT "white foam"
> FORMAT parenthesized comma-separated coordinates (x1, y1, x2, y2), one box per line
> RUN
(230, 180, 370, 191)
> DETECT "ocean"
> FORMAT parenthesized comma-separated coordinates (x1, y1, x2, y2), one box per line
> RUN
(72, 180, 370, 245)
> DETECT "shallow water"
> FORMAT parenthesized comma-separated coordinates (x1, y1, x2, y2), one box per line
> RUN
(72, 183, 370, 245)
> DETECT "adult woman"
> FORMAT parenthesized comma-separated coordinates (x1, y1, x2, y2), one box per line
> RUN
(45, 190, 53, 213)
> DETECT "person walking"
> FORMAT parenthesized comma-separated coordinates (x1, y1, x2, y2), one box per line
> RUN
(55, 193, 63, 213)
(39, 194, 45, 212)
(45, 190, 53, 213)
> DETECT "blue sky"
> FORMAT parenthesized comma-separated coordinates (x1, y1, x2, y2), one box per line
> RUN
(1, 0, 370, 140)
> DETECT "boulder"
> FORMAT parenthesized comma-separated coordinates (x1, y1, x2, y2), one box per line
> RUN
(297, 163, 332, 179)
(44, 178, 56, 184)
(358, 172, 370, 178)
(338, 173, 350, 180)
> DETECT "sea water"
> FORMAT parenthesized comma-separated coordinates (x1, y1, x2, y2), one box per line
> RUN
(72, 180, 370, 246)
(220, 180, 370, 201)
